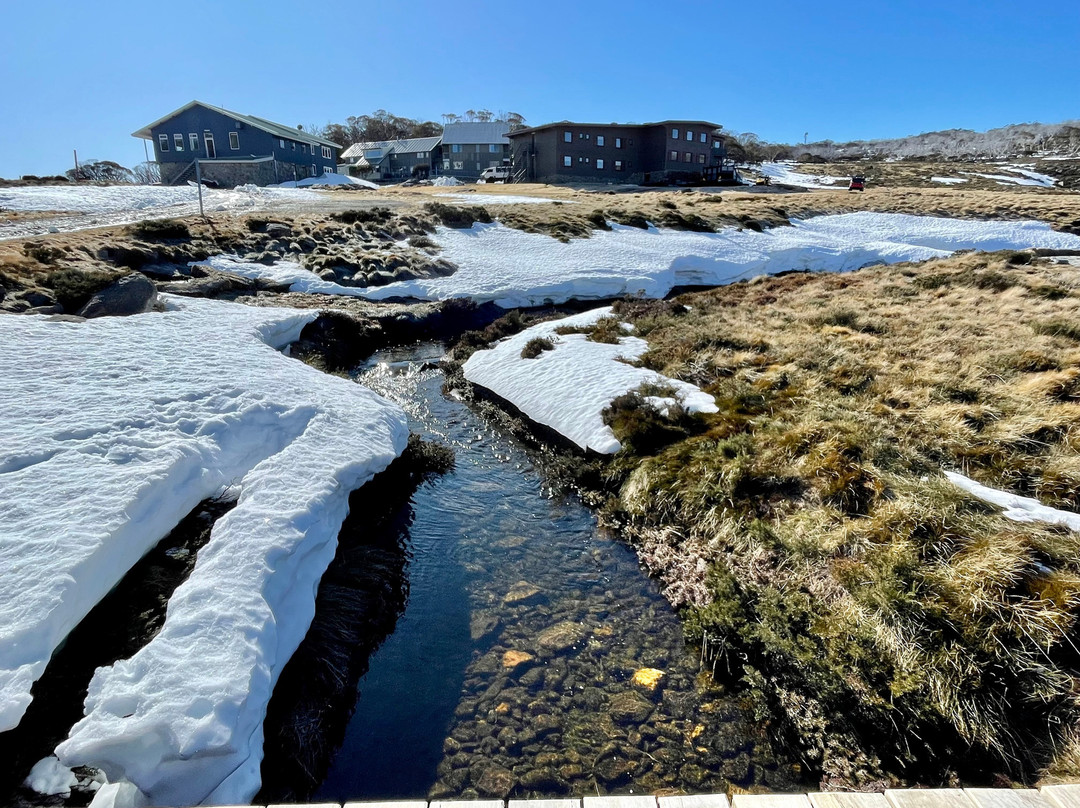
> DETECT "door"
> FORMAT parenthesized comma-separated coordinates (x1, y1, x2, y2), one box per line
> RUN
(204, 133, 216, 159)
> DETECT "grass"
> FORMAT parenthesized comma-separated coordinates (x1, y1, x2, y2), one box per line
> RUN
(590, 251, 1080, 786)
(40, 267, 127, 312)
(554, 315, 624, 344)
(128, 218, 190, 241)
(520, 336, 556, 359)
(424, 202, 492, 229)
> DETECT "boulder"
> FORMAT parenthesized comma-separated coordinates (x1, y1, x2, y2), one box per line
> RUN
(77, 273, 157, 318)
(608, 690, 655, 725)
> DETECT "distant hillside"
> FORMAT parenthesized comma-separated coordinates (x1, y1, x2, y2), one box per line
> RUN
(790, 121, 1080, 161)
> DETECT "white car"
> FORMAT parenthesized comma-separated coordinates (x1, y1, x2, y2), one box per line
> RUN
(478, 166, 511, 183)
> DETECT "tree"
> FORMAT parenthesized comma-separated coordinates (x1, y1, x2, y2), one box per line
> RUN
(67, 160, 133, 183)
(132, 161, 161, 185)
(504, 111, 527, 131)
(475, 109, 494, 123)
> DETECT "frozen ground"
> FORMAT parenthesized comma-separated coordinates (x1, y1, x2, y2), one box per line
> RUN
(0, 296, 407, 804)
(0, 184, 321, 240)
(433, 192, 575, 205)
(757, 161, 850, 188)
(463, 307, 717, 453)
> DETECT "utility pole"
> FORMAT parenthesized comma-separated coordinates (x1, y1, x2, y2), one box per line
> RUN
(73, 149, 80, 181)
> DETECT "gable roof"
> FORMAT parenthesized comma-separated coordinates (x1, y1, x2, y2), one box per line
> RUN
(340, 136, 442, 160)
(442, 122, 511, 145)
(132, 101, 341, 148)
(506, 120, 723, 138)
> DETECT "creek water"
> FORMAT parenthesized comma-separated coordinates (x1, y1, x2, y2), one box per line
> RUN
(309, 344, 805, 801)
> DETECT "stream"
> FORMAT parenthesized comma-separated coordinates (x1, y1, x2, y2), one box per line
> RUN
(301, 343, 806, 800)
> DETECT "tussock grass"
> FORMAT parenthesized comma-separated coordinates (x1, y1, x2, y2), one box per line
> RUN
(599, 251, 1080, 786)
(128, 218, 190, 241)
(553, 315, 624, 344)
(423, 202, 492, 229)
(520, 336, 556, 359)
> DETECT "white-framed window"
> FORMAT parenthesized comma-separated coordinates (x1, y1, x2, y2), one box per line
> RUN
(229, 132, 240, 150)
(453, 161, 463, 170)
(672, 128, 679, 139)
(713, 140, 721, 149)
(563, 155, 572, 167)
(596, 158, 605, 169)
(686, 130, 694, 141)
(159, 134, 170, 152)
(564, 131, 572, 142)
(670, 150, 678, 161)
(443, 159, 450, 169)
(489, 144, 499, 153)
(614, 160, 624, 171)
(597, 135, 605, 146)
(311, 143, 319, 153)
(700, 133, 707, 143)
(324, 166, 334, 174)
(615, 137, 622, 148)
(279, 139, 285, 148)
(452, 144, 462, 153)
(302, 144, 307, 154)
(322, 146, 332, 159)
(312, 164, 317, 175)
(189, 133, 198, 151)
(416, 151, 427, 158)
(173, 133, 184, 151)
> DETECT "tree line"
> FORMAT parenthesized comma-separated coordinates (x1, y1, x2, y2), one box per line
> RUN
(310, 109, 527, 149)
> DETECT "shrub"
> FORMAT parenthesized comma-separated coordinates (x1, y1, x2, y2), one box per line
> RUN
(407, 234, 438, 249)
(129, 219, 190, 240)
(555, 315, 623, 344)
(658, 199, 677, 210)
(331, 207, 393, 225)
(41, 268, 126, 312)
(607, 209, 650, 229)
(424, 202, 492, 228)
(586, 210, 612, 231)
(520, 336, 556, 359)
(808, 308, 884, 334)
(602, 389, 703, 456)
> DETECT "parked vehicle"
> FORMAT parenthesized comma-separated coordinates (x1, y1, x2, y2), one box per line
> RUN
(478, 166, 512, 183)
(849, 175, 866, 192)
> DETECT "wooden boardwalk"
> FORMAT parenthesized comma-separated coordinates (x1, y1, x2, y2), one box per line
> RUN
(249, 785, 1080, 808)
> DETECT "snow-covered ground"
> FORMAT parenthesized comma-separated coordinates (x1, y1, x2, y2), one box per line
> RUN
(930, 176, 969, 185)
(962, 165, 1058, 187)
(433, 192, 574, 205)
(273, 173, 379, 189)
(0, 184, 321, 240)
(945, 471, 1080, 531)
(757, 161, 850, 188)
(463, 307, 717, 453)
(0, 297, 408, 804)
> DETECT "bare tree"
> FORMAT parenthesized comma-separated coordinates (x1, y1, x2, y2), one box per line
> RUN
(67, 160, 134, 183)
(475, 109, 494, 123)
(132, 161, 161, 185)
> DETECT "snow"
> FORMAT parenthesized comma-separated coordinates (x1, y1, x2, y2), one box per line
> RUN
(757, 161, 850, 188)
(194, 254, 371, 297)
(274, 173, 379, 189)
(0, 184, 320, 240)
(0, 296, 408, 804)
(930, 176, 969, 185)
(434, 192, 574, 205)
(24, 756, 78, 798)
(462, 307, 717, 454)
(962, 166, 1058, 187)
(945, 471, 1080, 532)
(432, 176, 464, 186)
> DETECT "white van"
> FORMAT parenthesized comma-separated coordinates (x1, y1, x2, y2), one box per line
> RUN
(478, 165, 512, 183)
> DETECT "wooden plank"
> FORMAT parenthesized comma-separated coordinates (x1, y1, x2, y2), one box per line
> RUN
(885, 789, 973, 808)
(1042, 786, 1080, 808)
(732, 795, 812, 808)
(659, 795, 732, 808)
(965, 790, 1052, 808)
(809, 793, 890, 808)
(582, 797, 658, 808)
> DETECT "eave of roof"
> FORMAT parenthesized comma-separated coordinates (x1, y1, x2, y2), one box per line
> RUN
(506, 120, 723, 137)
(131, 101, 341, 148)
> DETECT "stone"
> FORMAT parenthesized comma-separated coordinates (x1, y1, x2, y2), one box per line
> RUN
(77, 273, 157, 318)
(471, 611, 501, 641)
(443, 736, 462, 755)
(518, 768, 563, 790)
(474, 764, 516, 798)
(631, 667, 666, 693)
(536, 621, 587, 653)
(608, 690, 655, 725)
(265, 222, 293, 237)
(504, 580, 545, 605)
(504, 650, 536, 669)
(19, 289, 57, 307)
(594, 754, 637, 784)
(532, 713, 561, 736)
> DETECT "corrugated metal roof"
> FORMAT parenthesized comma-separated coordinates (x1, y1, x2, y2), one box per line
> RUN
(506, 120, 723, 137)
(442, 122, 511, 145)
(340, 136, 443, 160)
(132, 101, 341, 148)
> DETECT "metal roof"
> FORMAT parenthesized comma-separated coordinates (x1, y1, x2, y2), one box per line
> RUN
(442, 122, 511, 145)
(132, 101, 341, 148)
(506, 120, 723, 137)
(340, 136, 443, 160)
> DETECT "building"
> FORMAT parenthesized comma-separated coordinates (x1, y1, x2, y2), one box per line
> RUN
(133, 101, 341, 187)
(339, 136, 442, 180)
(507, 120, 729, 185)
(441, 122, 511, 181)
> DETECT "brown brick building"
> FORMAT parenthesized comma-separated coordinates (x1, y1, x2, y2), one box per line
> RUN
(507, 120, 726, 185)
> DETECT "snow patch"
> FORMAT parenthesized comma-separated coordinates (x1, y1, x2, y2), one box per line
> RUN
(433, 192, 575, 205)
(274, 173, 379, 189)
(462, 307, 716, 453)
(945, 471, 1080, 531)
(757, 161, 850, 188)
(23, 756, 78, 798)
(930, 176, 968, 185)
(432, 176, 464, 186)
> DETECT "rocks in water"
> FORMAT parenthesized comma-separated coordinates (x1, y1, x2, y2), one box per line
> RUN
(630, 667, 665, 695)
(76, 273, 157, 318)
(503, 581, 544, 606)
(470, 611, 501, 641)
(535, 621, 587, 654)
(608, 690, 655, 725)
(473, 763, 515, 797)
(502, 650, 535, 670)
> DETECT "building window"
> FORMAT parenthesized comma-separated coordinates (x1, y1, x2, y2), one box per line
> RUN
(229, 132, 240, 150)
(452, 144, 462, 153)
(686, 130, 694, 141)
(672, 128, 679, 139)
(714, 140, 721, 149)
(614, 160, 623, 171)
(322, 146, 332, 159)
(302, 144, 307, 154)
(324, 166, 334, 175)
(312, 164, 317, 176)
(596, 158, 605, 169)
(615, 137, 622, 148)
(417, 151, 427, 158)
(597, 135, 605, 146)
(280, 139, 285, 148)
(173, 133, 184, 151)
(698, 153, 706, 164)
(453, 161, 463, 170)
(476, 162, 481, 170)
(311, 143, 319, 153)
(564, 156, 572, 167)
(700, 133, 707, 143)
(564, 131, 572, 143)
(488, 144, 499, 153)
(684, 152, 692, 163)
(291, 142, 296, 150)
(670, 150, 678, 161)
(159, 134, 170, 152)
(189, 133, 198, 151)
(443, 159, 450, 169)
(579, 132, 589, 140)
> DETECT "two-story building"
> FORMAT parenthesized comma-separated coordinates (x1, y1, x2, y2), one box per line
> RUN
(440, 122, 511, 181)
(338, 136, 443, 180)
(507, 120, 727, 185)
(133, 101, 341, 187)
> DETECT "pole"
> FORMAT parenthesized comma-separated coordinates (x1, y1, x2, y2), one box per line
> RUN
(73, 149, 80, 181)
(142, 140, 150, 183)
(195, 159, 204, 218)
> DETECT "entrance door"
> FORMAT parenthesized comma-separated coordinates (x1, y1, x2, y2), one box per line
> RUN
(204, 133, 216, 159)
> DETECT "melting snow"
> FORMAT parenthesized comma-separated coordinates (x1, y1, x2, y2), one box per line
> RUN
(433, 192, 574, 205)
(462, 307, 717, 453)
(945, 471, 1080, 531)
(23, 756, 78, 798)
(757, 161, 850, 188)
(930, 176, 968, 185)
(0, 296, 407, 804)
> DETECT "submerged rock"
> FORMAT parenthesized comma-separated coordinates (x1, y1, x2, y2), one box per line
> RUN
(535, 621, 587, 654)
(503, 581, 544, 605)
(608, 690, 655, 725)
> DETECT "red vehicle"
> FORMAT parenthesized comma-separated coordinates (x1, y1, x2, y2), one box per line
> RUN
(849, 175, 866, 192)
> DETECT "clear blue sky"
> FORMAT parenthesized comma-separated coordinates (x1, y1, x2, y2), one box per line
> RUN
(1, 0, 1077, 178)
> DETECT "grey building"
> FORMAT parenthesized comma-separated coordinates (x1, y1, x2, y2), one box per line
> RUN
(133, 101, 341, 187)
(339, 136, 443, 180)
(441, 122, 511, 181)
(507, 120, 728, 185)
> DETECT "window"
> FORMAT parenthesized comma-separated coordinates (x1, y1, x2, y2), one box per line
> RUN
(417, 151, 427, 158)
(698, 153, 706, 164)
(302, 144, 307, 154)
(615, 137, 622, 148)
(159, 134, 170, 152)
(564, 131, 572, 143)
(280, 139, 285, 148)
(684, 152, 692, 163)
(672, 128, 679, 139)
(311, 143, 319, 153)
(686, 130, 694, 141)
(489, 144, 499, 153)
(312, 164, 317, 176)
(713, 140, 721, 149)
(564, 156, 572, 167)
(452, 144, 462, 153)
(173, 133, 184, 151)
(578, 156, 590, 164)
(324, 166, 334, 175)
(597, 135, 605, 146)
(670, 150, 678, 161)
(453, 161, 463, 170)
(700, 133, 707, 143)
(596, 158, 605, 169)
(579, 132, 589, 140)
(614, 160, 624, 171)
(322, 146, 332, 159)
(189, 133, 198, 151)
(291, 142, 296, 150)
(443, 159, 450, 169)
(476, 162, 481, 170)
(229, 132, 240, 150)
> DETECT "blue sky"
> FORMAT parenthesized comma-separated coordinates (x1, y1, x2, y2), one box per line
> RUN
(1, 0, 1077, 178)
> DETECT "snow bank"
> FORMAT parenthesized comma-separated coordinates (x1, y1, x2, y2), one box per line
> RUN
(24, 756, 77, 798)
(0, 297, 408, 804)
(274, 173, 379, 189)
(758, 161, 850, 188)
(945, 471, 1080, 531)
(931, 176, 968, 185)
(434, 192, 574, 205)
(194, 254, 371, 297)
(462, 307, 716, 453)
(962, 166, 1058, 187)
(432, 175, 464, 186)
